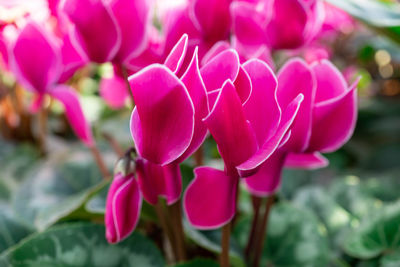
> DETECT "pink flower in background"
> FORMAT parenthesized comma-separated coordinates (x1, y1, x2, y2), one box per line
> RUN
(184, 56, 304, 229)
(244, 58, 359, 196)
(10, 21, 93, 146)
(231, 0, 325, 51)
(105, 172, 142, 243)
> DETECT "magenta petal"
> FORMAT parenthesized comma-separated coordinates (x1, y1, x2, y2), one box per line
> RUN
(99, 72, 129, 109)
(110, 0, 150, 64)
(308, 79, 358, 153)
(105, 173, 142, 243)
(201, 41, 230, 66)
(29, 94, 44, 114)
(285, 152, 329, 169)
(266, 0, 308, 49)
(234, 66, 252, 104)
(11, 22, 61, 93)
(178, 48, 209, 162)
(129, 65, 195, 165)
(200, 49, 240, 92)
(184, 167, 237, 229)
(59, 32, 86, 83)
(136, 159, 182, 205)
(242, 59, 280, 145)
(49, 85, 93, 146)
(191, 0, 231, 41)
(243, 150, 286, 197)
(312, 60, 348, 103)
(164, 34, 188, 74)
(277, 58, 316, 152)
(237, 94, 304, 176)
(207, 89, 220, 110)
(230, 1, 266, 48)
(203, 80, 258, 172)
(62, 0, 121, 63)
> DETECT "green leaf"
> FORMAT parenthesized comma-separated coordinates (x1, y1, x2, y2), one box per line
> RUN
(326, 0, 400, 44)
(380, 251, 400, 267)
(0, 210, 33, 253)
(172, 258, 219, 267)
(343, 200, 400, 259)
(183, 220, 245, 267)
(0, 223, 165, 267)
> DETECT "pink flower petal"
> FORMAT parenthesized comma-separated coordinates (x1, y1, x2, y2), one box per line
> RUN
(234, 66, 252, 104)
(99, 71, 128, 109)
(105, 173, 142, 243)
(242, 59, 280, 145)
(311, 59, 348, 103)
(237, 94, 304, 176)
(178, 47, 209, 162)
(164, 34, 188, 74)
(11, 22, 61, 93)
(285, 152, 329, 169)
(307, 79, 358, 153)
(190, 0, 231, 42)
(184, 167, 238, 229)
(243, 150, 286, 197)
(62, 0, 121, 63)
(59, 31, 87, 83)
(201, 41, 230, 66)
(203, 80, 258, 173)
(136, 159, 182, 205)
(110, 0, 150, 64)
(200, 49, 240, 92)
(129, 65, 195, 165)
(49, 85, 94, 146)
(277, 58, 316, 152)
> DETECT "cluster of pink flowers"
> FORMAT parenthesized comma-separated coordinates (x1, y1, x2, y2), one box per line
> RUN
(105, 34, 358, 242)
(0, 0, 358, 244)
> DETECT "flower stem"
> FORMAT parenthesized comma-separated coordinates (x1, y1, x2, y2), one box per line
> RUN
(121, 65, 135, 106)
(193, 146, 204, 166)
(102, 132, 124, 157)
(169, 200, 186, 262)
(220, 221, 231, 267)
(245, 195, 262, 261)
(154, 201, 178, 261)
(89, 144, 111, 178)
(38, 105, 48, 155)
(253, 195, 275, 267)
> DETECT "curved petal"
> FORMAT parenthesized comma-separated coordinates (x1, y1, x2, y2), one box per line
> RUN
(311, 59, 348, 103)
(136, 159, 182, 205)
(184, 167, 238, 229)
(99, 72, 128, 109)
(234, 66, 252, 104)
(105, 173, 142, 243)
(178, 47, 209, 162)
(190, 0, 231, 41)
(200, 49, 240, 92)
(203, 80, 258, 173)
(230, 1, 266, 48)
(265, 0, 308, 49)
(277, 58, 316, 152)
(207, 89, 220, 110)
(307, 79, 358, 153)
(243, 150, 285, 197)
(49, 85, 94, 146)
(129, 65, 195, 165)
(201, 41, 230, 66)
(62, 0, 121, 63)
(242, 59, 280, 145)
(164, 34, 188, 74)
(285, 152, 329, 169)
(110, 0, 150, 64)
(59, 32, 87, 83)
(237, 94, 304, 176)
(11, 22, 61, 93)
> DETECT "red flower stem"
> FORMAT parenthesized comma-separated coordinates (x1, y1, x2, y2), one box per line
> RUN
(220, 221, 231, 267)
(193, 146, 204, 166)
(102, 132, 124, 157)
(38, 105, 48, 155)
(154, 201, 178, 261)
(89, 144, 111, 179)
(245, 195, 262, 261)
(121, 65, 135, 106)
(168, 199, 186, 262)
(252, 195, 275, 267)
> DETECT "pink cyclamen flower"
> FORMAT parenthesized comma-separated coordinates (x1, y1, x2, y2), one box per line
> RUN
(106, 35, 209, 241)
(10, 21, 93, 146)
(231, 0, 325, 51)
(244, 58, 359, 196)
(105, 172, 142, 243)
(184, 53, 304, 229)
